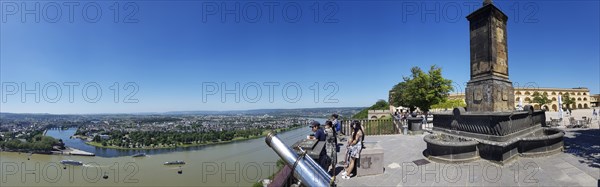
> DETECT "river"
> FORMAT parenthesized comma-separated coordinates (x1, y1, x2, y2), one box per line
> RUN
(0, 119, 325, 186)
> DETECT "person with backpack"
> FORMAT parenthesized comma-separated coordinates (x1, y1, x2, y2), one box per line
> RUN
(324, 121, 337, 175)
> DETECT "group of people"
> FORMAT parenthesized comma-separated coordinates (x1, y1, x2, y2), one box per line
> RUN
(393, 109, 429, 131)
(308, 114, 364, 180)
(393, 109, 427, 120)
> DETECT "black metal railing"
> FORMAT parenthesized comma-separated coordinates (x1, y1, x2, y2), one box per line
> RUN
(340, 119, 400, 136)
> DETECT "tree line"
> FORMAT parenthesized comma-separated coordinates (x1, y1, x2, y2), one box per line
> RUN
(0, 131, 61, 152)
(90, 125, 300, 148)
(531, 91, 577, 111)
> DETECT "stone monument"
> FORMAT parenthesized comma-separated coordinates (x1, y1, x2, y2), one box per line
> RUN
(465, 0, 514, 112)
(424, 0, 564, 164)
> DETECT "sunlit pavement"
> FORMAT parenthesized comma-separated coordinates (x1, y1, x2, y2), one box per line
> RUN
(334, 126, 600, 187)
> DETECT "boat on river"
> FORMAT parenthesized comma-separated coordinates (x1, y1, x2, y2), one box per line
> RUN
(164, 160, 185, 165)
(60, 160, 83, 166)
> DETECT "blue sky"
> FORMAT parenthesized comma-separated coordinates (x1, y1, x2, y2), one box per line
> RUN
(1, 0, 599, 114)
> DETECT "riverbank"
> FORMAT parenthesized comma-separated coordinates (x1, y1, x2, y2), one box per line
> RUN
(0, 127, 310, 186)
(1, 146, 95, 156)
(0, 149, 53, 154)
(51, 146, 95, 156)
(82, 126, 303, 150)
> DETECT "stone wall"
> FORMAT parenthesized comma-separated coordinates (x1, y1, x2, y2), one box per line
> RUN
(367, 110, 390, 120)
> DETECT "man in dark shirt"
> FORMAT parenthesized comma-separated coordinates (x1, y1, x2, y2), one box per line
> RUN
(311, 121, 326, 141)
(309, 121, 328, 170)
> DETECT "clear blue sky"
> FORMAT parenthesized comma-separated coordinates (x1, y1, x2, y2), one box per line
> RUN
(1, 0, 599, 114)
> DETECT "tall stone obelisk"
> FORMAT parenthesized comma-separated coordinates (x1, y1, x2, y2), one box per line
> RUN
(465, 0, 515, 112)
(425, 0, 563, 165)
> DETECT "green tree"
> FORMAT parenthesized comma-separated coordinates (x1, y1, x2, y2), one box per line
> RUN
(389, 65, 453, 114)
(431, 99, 466, 109)
(562, 93, 576, 111)
(389, 82, 411, 110)
(93, 135, 101, 142)
(532, 91, 551, 110)
(1, 135, 57, 151)
(352, 100, 390, 119)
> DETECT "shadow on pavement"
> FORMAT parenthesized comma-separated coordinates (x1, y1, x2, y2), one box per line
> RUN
(563, 128, 600, 168)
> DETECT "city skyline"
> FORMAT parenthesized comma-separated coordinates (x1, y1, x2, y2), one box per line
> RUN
(1, 1, 599, 114)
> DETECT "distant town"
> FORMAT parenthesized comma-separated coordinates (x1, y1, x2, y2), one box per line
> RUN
(0, 107, 363, 152)
(74, 114, 308, 149)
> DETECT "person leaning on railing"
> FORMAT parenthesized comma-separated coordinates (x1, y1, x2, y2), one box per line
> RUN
(309, 121, 328, 171)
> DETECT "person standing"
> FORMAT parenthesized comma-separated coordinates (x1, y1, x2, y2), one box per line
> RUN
(393, 109, 402, 133)
(309, 121, 327, 170)
(332, 114, 342, 135)
(324, 121, 337, 175)
(593, 109, 598, 120)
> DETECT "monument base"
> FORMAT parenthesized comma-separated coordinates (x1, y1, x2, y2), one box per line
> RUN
(425, 107, 564, 164)
(465, 77, 515, 112)
(356, 141, 384, 177)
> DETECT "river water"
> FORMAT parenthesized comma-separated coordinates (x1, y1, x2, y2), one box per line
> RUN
(0, 119, 324, 186)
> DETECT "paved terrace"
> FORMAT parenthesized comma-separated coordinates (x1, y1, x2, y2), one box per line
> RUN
(334, 120, 600, 186)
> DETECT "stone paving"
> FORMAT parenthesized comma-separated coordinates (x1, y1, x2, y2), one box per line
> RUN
(334, 125, 600, 186)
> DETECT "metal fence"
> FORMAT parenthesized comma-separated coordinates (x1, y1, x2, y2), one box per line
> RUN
(340, 119, 400, 136)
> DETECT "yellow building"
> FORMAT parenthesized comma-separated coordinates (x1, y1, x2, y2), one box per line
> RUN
(448, 87, 594, 111)
(591, 94, 600, 108)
